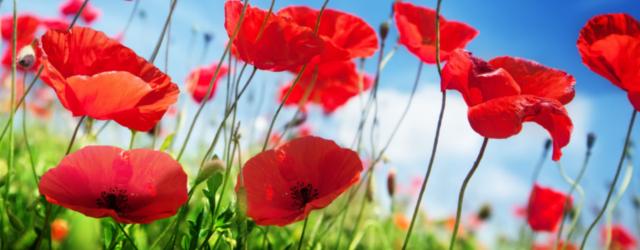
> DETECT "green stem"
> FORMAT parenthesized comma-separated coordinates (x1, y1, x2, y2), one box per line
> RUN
(120, 0, 141, 39)
(128, 130, 137, 150)
(149, 0, 177, 63)
(21, 73, 38, 187)
(449, 138, 489, 250)
(556, 143, 592, 247)
(580, 110, 636, 249)
(116, 223, 138, 250)
(176, 0, 250, 161)
(603, 153, 634, 250)
(4, 0, 18, 201)
(298, 216, 311, 250)
(68, 0, 90, 28)
(402, 0, 446, 248)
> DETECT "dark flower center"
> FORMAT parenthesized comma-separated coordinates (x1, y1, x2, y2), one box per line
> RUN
(289, 182, 319, 209)
(96, 187, 129, 214)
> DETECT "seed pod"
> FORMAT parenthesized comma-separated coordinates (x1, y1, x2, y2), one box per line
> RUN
(379, 21, 390, 40)
(386, 168, 396, 198)
(587, 132, 596, 150)
(17, 45, 36, 70)
(236, 187, 248, 216)
(544, 138, 552, 151)
(195, 156, 225, 184)
(477, 203, 492, 221)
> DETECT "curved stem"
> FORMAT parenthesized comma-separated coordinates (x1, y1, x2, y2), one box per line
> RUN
(149, 0, 177, 63)
(401, 0, 446, 248)
(21, 73, 38, 187)
(261, 0, 330, 151)
(580, 110, 637, 249)
(604, 154, 634, 249)
(176, 0, 251, 161)
(556, 145, 592, 246)
(448, 138, 489, 250)
(116, 223, 138, 250)
(297, 216, 310, 250)
(120, 0, 141, 39)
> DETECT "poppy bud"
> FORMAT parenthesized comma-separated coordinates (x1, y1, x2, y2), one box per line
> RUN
(386, 168, 396, 198)
(17, 45, 36, 70)
(51, 219, 69, 242)
(379, 21, 390, 40)
(633, 196, 640, 209)
(586, 132, 596, 151)
(195, 156, 225, 184)
(204, 32, 214, 44)
(366, 180, 375, 202)
(477, 203, 492, 221)
(236, 187, 248, 216)
(543, 138, 552, 151)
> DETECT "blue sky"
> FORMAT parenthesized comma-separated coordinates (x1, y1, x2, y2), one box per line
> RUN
(8, 0, 640, 247)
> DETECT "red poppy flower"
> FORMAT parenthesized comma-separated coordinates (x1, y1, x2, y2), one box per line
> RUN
(602, 224, 637, 250)
(278, 6, 378, 63)
(224, 1, 324, 72)
(1, 14, 40, 41)
(393, 2, 478, 64)
(60, 0, 100, 24)
(526, 184, 571, 232)
(186, 64, 229, 103)
(279, 61, 372, 113)
(577, 14, 640, 110)
(38, 146, 188, 224)
(239, 136, 362, 226)
(38, 27, 179, 131)
(442, 50, 575, 160)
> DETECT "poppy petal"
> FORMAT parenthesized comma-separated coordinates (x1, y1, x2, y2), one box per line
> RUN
(467, 95, 572, 161)
(224, 1, 324, 72)
(278, 6, 378, 61)
(65, 71, 152, 119)
(39, 146, 187, 224)
(394, 2, 477, 64)
(441, 50, 521, 106)
(489, 56, 576, 104)
(527, 184, 571, 232)
(577, 13, 640, 90)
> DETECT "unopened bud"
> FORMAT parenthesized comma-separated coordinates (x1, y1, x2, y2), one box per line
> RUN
(17, 45, 36, 70)
(379, 21, 390, 40)
(366, 180, 374, 202)
(386, 169, 396, 198)
(477, 203, 492, 221)
(586, 132, 596, 150)
(236, 187, 248, 215)
(195, 156, 225, 184)
(204, 32, 214, 44)
(633, 196, 640, 209)
(543, 139, 552, 151)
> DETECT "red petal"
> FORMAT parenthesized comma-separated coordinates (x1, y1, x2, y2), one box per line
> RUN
(224, 1, 324, 72)
(278, 6, 378, 61)
(602, 225, 638, 250)
(1, 14, 40, 41)
(65, 71, 152, 119)
(577, 13, 640, 90)
(441, 50, 521, 106)
(186, 64, 229, 103)
(527, 184, 571, 232)
(467, 95, 572, 161)
(489, 56, 576, 104)
(39, 27, 178, 131)
(393, 2, 477, 64)
(39, 146, 187, 224)
(241, 136, 362, 226)
(280, 61, 371, 113)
